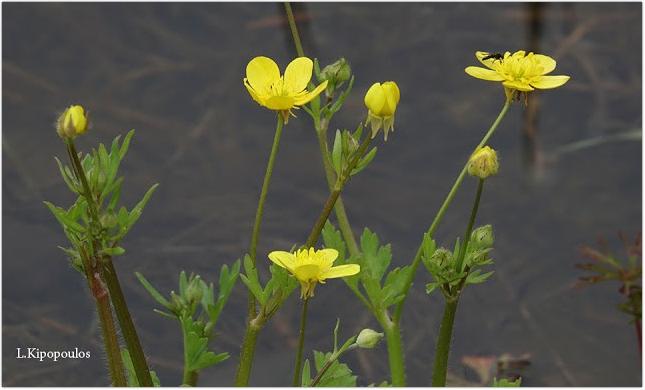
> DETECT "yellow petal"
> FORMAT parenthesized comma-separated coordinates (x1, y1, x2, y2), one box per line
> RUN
(244, 79, 267, 106)
(531, 75, 570, 89)
(294, 263, 322, 282)
(293, 80, 328, 105)
(283, 57, 313, 93)
(321, 264, 360, 279)
(382, 82, 400, 105)
(264, 95, 296, 110)
(502, 80, 534, 92)
(364, 83, 385, 114)
(465, 66, 505, 81)
(246, 56, 280, 93)
(380, 81, 400, 116)
(268, 251, 296, 271)
(317, 248, 339, 268)
(533, 54, 556, 75)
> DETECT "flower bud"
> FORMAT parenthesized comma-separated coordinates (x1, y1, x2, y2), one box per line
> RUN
(364, 81, 400, 141)
(470, 224, 494, 249)
(430, 248, 453, 267)
(320, 58, 351, 90)
(186, 280, 204, 305)
(56, 105, 89, 139)
(468, 146, 499, 179)
(356, 328, 384, 349)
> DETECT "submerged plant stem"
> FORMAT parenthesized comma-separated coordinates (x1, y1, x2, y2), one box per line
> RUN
(394, 98, 511, 322)
(293, 298, 310, 386)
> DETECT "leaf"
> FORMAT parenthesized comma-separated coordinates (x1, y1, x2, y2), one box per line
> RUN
(119, 130, 135, 160)
(381, 266, 412, 308)
(207, 259, 240, 327)
(121, 348, 161, 387)
(54, 157, 79, 193)
(301, 359, 312, 387)
(322, 222, 347, 264)
(312, 351, 356, 387)
(493, 377, 522, 387)
(241, 255, 265, 306)
(350, 146, 377, 176)
(185, 330, 228, 371)
(465, 270, 494, 285)
(126, 183, 159, 231)
(44, 201, 86, 234)
(99, 247, 125, 257)
(332, 129, 343, 175)
(360, 228, 391, 282)
(135, 272, 171, 309)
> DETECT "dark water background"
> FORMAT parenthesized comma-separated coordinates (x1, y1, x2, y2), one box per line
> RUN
(2, 2, 642, 386)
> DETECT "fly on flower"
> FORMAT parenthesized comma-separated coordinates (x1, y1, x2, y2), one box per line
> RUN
(465, 50, 570, 101)
(268, 248, 360, 299)
(244, 56, 328, 123)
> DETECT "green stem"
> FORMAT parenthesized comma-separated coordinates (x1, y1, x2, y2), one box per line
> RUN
(431, 299, 459, 387)
(293, 298, 310, 386)
(315, 124, 361, 256)
(102, 260, 154, 386)
(284, 2, 305, 57)
(182, 323, 199, 386)
(234, 322, 260, 386)
(394, 98, 511, 322)
(80, 248, 127, 386)
(235, 116, 284, 386)
(304, 135, 371, 248)
(383, 320, 406, 386)
(455, 179, 484, 272)
(67, 140, 152, 386)
(250, 116, 285, 264)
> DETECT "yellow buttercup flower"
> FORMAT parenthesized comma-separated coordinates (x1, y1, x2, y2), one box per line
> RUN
(244, 56, 328, 123)
(268, 248, 360, 299)
(56, 105, 89, 139)
(465, 51, 570, 98)
(364, 81, 400, 141)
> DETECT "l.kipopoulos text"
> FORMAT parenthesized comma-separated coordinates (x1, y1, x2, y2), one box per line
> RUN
(16, 347, 91, 362)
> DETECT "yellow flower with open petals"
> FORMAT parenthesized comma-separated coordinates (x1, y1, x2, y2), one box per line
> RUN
(268, 248, 360, 299)
(465, 51, 570, 98)
(244, 56, 328, 123)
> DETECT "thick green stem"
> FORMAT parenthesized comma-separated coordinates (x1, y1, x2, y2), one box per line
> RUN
(431, 299, 459, 386)
(383, 321, 406, 386)
(293, 298, 310, 386)
(234, 322, 260, 386)
(67, 140, 151, 386)
(284, 2, 305, 57)
(394, 99, 511, 322)
(102, 261, 154, 386)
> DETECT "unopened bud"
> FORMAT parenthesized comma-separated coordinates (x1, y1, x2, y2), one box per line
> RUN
(470, 225, 494, 249)
(468, 146, 499, 179)
(431, 248, 453, 267)
(56, 105, 89, 139)
(320, 58, 351, 89)
(356, 328, 383, 349)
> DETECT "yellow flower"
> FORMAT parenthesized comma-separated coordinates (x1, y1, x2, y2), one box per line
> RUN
(244, 56, 328, 123)
(465, 51, 570, 98)
(268, 248, 360, 299)
(468, 146, 499, 179)
(364, 81, 400, 141)
(56, 105, 89, 139)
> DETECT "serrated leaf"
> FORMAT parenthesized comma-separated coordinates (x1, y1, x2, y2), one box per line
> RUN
(360, 228, 391, 282)
(381, 266, 412, 307)
(312, 351, 356, 387)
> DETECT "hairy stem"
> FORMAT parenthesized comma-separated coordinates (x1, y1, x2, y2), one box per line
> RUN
(234, 323, 260, 386)
(431, 299, 459, 386)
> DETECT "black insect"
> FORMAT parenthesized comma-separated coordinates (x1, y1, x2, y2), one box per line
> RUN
(482, 53, 504, 62)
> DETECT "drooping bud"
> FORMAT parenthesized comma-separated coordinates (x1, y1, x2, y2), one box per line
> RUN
(468, 146, 499, 179)
(356, 328, 384, 349)
(56, 105, 89, 139)
(364, 81, 400, 141)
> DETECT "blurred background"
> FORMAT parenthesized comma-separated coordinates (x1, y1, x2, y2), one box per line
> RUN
(2, 2, 641, 386)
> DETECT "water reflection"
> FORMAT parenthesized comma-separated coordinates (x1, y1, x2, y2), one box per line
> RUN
(2, 2, 641, 386)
